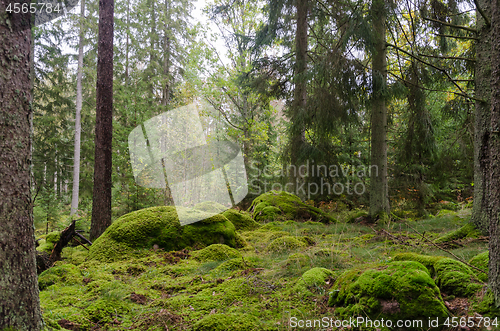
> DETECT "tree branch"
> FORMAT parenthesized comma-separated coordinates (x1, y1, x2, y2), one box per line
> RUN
(422, 16, 477, 33)
(434, 33, 479, 41)
(472, 0, 491, 27)
(417, 53, 476, 62)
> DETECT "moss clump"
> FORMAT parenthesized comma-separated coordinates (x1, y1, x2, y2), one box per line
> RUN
(294, 267, 335, 297)
(38, 263, 82, 290)
(469, 251, 488, 282)
(84, 299, 129, 324)
(222, 209, 260, 231)
(265, 236, 307, 253)
(434, 223, 481, 243)
(248, 190, 336, 223)
(329, 261, 448, 323)
(475, 289, 500, 317)
(193, 244, 241, 262)
(88, 206, 238, 262)
(393, 253, 483, 297)
(37, 231, 61, 253)
(192, 313, 259, 331)
(215, 257, 252, 272)
(346, 210, 369, 223)
(194, 201, 227, 214)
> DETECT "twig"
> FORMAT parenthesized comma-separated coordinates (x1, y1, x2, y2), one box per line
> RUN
(72, 236, 90, 251)
(422, 16, 477, 33)
(404, 222, 488, 277)
(434, 33, 479, 41)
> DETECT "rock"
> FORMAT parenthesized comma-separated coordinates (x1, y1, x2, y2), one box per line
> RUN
(394, 253, 483, 297)
(222, 209, 260, 231)
(194, 201, 227, 214)
(248, 190, 336, 223)
(88, 206, 238, 262)
(328, 261, 448, 323)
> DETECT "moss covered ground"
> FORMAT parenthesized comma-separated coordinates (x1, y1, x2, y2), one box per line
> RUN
(38, 194, 496, 331)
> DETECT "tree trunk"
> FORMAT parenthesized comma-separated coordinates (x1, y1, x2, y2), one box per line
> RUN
(489, 0, 500, 307)
(71, 0, 85, 216)
(0, 5, 43, 329)
(472, 0, 492, 235)
(290, 0, 308, 197)
(369, 0, 390, 218)
(90, 0, 114, 241)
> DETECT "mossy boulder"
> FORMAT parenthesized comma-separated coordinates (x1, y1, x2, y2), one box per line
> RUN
(265, 236, 307, 253)
(328, 261, 448, 323)
(38, 263, 82, 290)
(294, 267, 335, 297)
(248, 190, 336, 223)
(469, 251, 488, 282)
(434, 223, 481, 244)
(194, 201, 227, 214)
(215, 257, 252, 272)
(475, 289, 500, 318)
(393, 253, 483, 297)
(88, 206, 238, 262)
(193, 313, 260, 331)
(222, 209, 260, 231)
(193, 244, 242, 262)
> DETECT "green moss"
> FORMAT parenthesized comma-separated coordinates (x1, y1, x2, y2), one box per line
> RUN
(469, 251, 488, 282)
(286, 253, 311, 268)
(37, 231, 61, 253)
(294, 267, 335, 297)
(84, 299, 129, 324)
(434, 223, 481, 243)
(192, 313, 260, 331)
(346, 210, 369, 223)
(88, 206, 238, 262)
(248, 190, 336, 223)
(393, 252, 483, 297)
(215, 257, 252, 272)
(475, 289, 500, 317)
(38, 263, 82, 290)
(193, 244, 241, 262)
(222, 209, 260, 231)
(328, 261, 448, 323)
(194, 201, 227, 214)
(265, 236, 307, 253)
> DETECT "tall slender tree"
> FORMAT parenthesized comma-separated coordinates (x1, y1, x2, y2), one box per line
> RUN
(489, 0, 500, 307)
(71, 0, 86, 216)
(0, 1, 43, 328)
(369, 0, 390, 218)
(90, 0, 115, 240)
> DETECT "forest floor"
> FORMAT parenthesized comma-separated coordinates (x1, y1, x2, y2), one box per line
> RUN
(37, 203, 493, 331)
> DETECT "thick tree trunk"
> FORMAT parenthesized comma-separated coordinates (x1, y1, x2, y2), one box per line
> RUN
(489, 0, 500, 307)
(90, 0, 114, 241)
(369, 0, 390, 218)
(472, 0, 492, 235)
(0, 3, 43, 329)
(71, 0, 85, 216)
(290, 0, 308, 197)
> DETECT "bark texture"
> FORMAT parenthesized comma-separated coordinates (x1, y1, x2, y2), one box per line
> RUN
(90, 0, 114, 241)
(489, 0, 500, 307)
(0, 2, 43, 328)
(71, 0, 85, 216)
(472, 0, 492, 235)
(289, 0, 308, 197)
(369, 0, 390, 218)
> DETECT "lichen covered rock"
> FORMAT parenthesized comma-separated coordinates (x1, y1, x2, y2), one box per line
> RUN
(88, 206, 238, 262)
(38, 263, 82, 290)
(328, 261, 448, 322)
(222, 209, 260, 231)
(294, 267, 335, 297)
(393, 253, 483, 297)
(248, 190, 336, 223)
(193, 244, 242, 262)
(193, 313, 260, 331)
